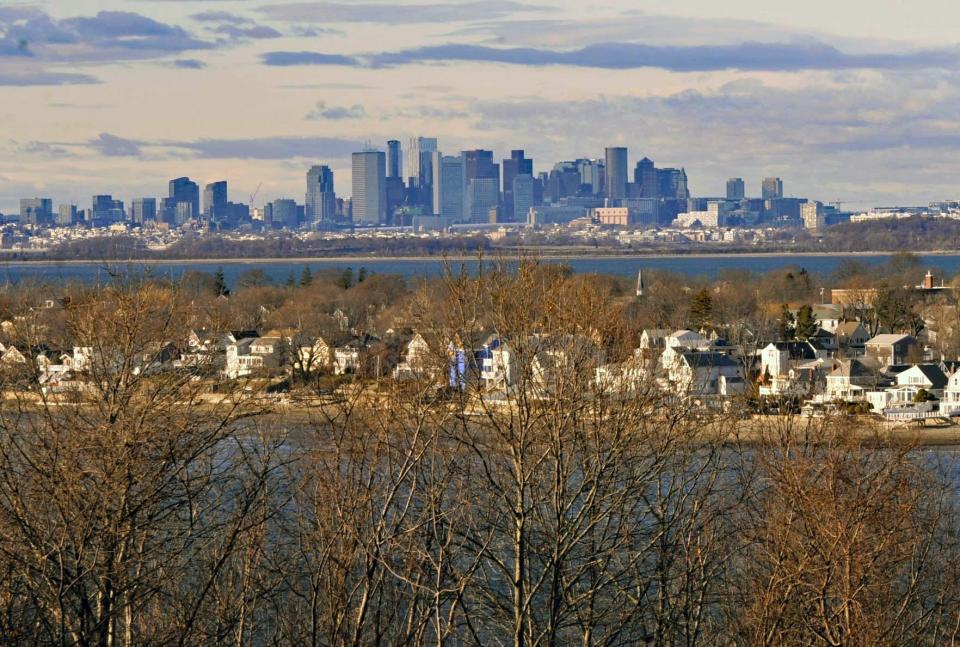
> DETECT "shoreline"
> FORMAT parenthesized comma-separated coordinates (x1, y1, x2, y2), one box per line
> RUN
(0, 249, 957, 266)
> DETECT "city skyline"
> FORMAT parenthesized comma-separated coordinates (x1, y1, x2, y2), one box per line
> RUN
(3, 1, 960, 211)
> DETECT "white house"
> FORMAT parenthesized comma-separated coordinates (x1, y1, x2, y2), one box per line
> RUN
(224, 335, 284, 379)
(667, 351, 746, 399)
(824, 359, 879, 401)
(941, 370, 960, 415)
(392, 333, 435, 380)
(757, 341, 824, 397)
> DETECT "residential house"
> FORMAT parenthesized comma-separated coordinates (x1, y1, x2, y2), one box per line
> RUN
(667, 351, 747, 399)
(940, 370, 960, 415)
(865, 334, 918, 366)
(824, 358, 881, 401)
(835, 322, 870, 356)
(757, 341, 826, 397)
(224, 334, 284, 379)
(888, 364, 949, 404)
(812, 304, 843, 333)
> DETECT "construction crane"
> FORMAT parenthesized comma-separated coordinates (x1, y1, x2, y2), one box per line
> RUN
(249, 182, 262, 207)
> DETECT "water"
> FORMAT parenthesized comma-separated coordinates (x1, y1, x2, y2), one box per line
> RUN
(0, 252, 957, 287)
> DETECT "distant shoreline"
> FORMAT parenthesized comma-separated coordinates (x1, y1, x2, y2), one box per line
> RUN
(0, 249, 957, 266)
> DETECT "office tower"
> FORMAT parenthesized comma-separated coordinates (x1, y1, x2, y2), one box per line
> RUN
(19, 197, 53, 226)
(658, 168, 689, 200)
(577, 158, 604, 196)
(633, 157, 659, 198)
(802, 201, 825, 230)
(547, 161, 582, 203)
(91, 195, 124, 223)
(131, 198, 157, 224)
(604, 147, 628, 200)
(432, 153, 464, 221)
(726, 178, 745, 200)
(168, 177, 200, 222)
(203, 181, 228, 221)
(462, 149, 499, 221)
(271, 199, 299, 229)
(56, 204, 78, 227)
(305, 165, 336, 225)
(513, 174, 534, 222)
(463, 149, 497, 184)
(387, 140, 402, 179)
(407, 136, 437, 187)
(762, 177, 783, 200)
(352, 150, 387, 225)
(502, 150, 533, 221)
(466, 177, 500, 223)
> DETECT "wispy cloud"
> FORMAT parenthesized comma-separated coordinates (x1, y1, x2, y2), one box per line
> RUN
(173, 58, 205, 69)
(262, 41, 960, 72)
(90, 133, 142, 157)
(306, 101, 366, 120)
(0, 71, 100, 86)
(213, 24, 282, 39)
(258, 1, 548, 24)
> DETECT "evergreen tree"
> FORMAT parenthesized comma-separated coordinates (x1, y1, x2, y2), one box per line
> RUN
(794, 304, 818, 340)
(778, 304, 796, 340)
(300, 265, 313, 287)
(689, 288, 713, 331)
(357, 266, 367, 283)
(213, 268, 229, 297)
(336, 267, 354, 290)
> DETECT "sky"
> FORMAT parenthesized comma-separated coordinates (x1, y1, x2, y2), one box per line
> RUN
(2, 0, 960, 212)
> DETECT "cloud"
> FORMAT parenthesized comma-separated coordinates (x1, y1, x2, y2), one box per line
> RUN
(19, 141, 70, 156)
(262, 51, 359, 66)
(291, 26, 343, 37)
(213, 24, 282, 39)
(258, 1, 548, 24)
(0, 8, 212, 63)
(0, 71, 99, 86)
(90, 133, 142, 157)
(263, 41, 960, 72)
(191, 11, 250, 25)
(173, 58, 206, 69)
(169, 136, 363, 159)
(306, 101, 366, 120)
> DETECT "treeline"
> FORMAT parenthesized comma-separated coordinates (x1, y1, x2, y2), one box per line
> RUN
(37, 232, 492, 261)
(0, 265, 956, 644)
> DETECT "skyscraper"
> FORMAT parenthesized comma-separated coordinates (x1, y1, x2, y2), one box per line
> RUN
(726, 178, 745, 200)
(306, 165, 336, 226)
(387, 140, 402, 179)
(19, 197, 53, 226)
(56, 204, 78, 227)
(203, 181, 228, 221)
(131, 198, 156, 224)
(634, 157, 658, 198)
(432, 153, 464, 221)
(658, 168, 690, 200)
(463, 150, 500, 222)
(352, 150, 387, 225)
(168, 177, 199, 222)
(762, 177, 784, 200)
(502, 150, 533, 221)
(407, 137, 437, 187)
(513, 174, 535, 222)
(271, 199, 299, 229)
(466, 177, 500, 223)
(604, 147, 628, 200)
(92, 195, 124, 223)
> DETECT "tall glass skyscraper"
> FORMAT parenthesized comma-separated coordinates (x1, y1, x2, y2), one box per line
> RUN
(604, 147, 628, 200)
(306, 165, 336, 226)
(387, 140, 402, 180)
(352, 151, 386, 225)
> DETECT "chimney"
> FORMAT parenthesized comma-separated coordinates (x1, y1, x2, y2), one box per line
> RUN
(923, 270, 934, 290)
